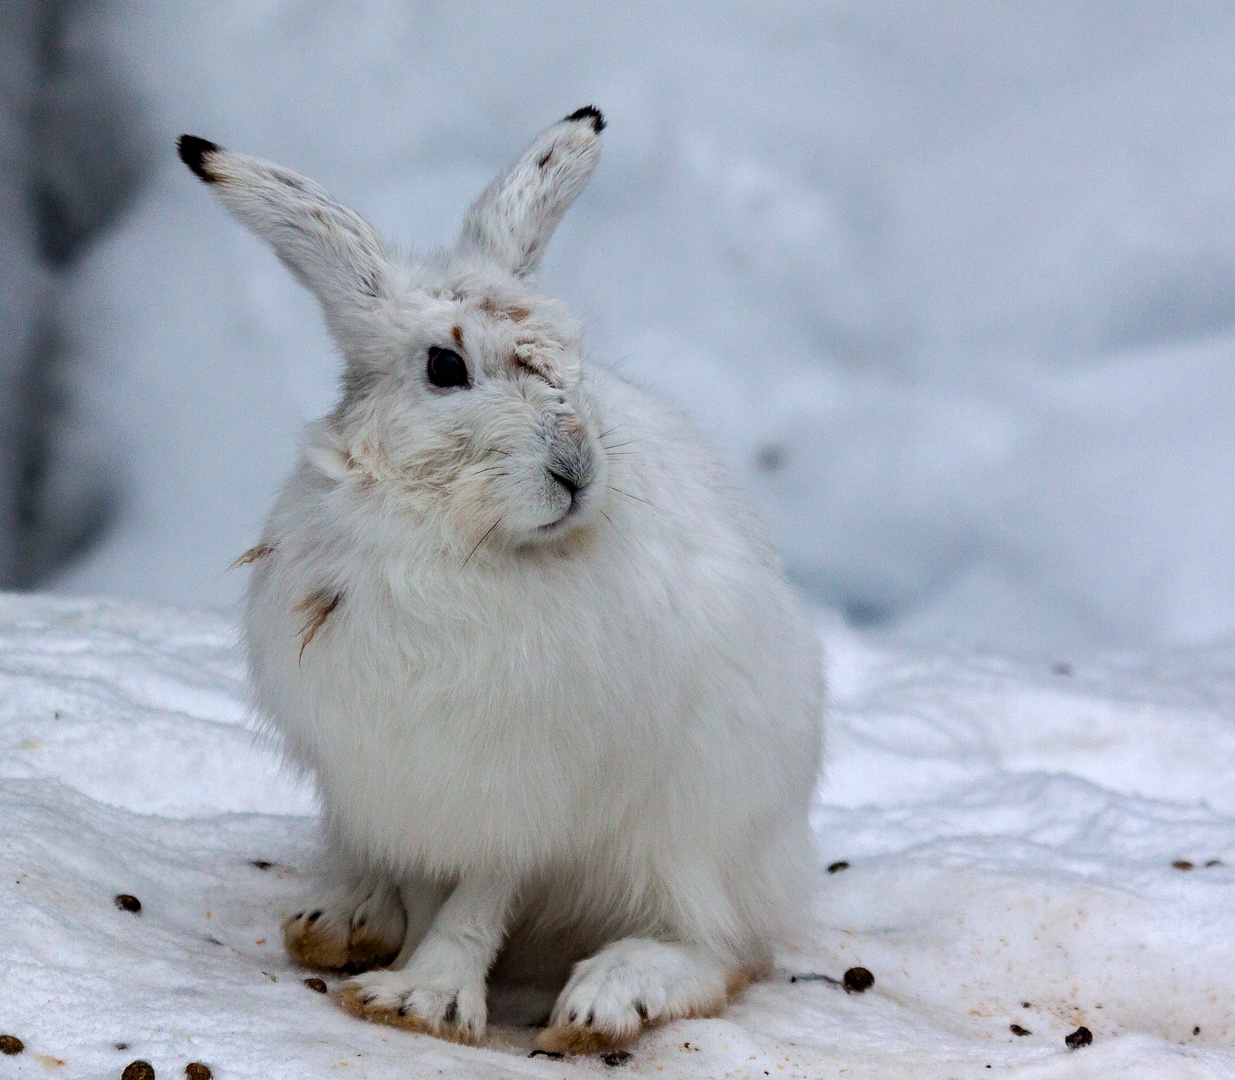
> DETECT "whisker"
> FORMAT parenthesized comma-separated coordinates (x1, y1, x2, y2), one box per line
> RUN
(600, 507, 653, 562)
(599, 405, 658, 442)
(608, 485, 656, 508)
(600, 440, 639, 451)
(461, 520, 500, 569)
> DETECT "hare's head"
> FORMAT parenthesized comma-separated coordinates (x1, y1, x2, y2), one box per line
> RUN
(179, 108, 609, 553)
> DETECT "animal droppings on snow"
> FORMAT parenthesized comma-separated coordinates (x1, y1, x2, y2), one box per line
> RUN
(0, 1035, 24, 1054)
(528, 1049, 564, 1060)
(122, 1061, 156, 1080)
(304, 978, 328, 993)
(1065, 1026, 1094, 1050)
(114, 893, 142, 913)
(842, 967, 874, 993)
(602, 1049, 633, 1065)
(1205, 859, 1223, 867)
(826, 860, 849, 873)
(250, 860, 273, 870)
(185, 1063, 213, 1080)
(1173, 860, 1194, 870)
(1009, 1024, 1030, 1036)
(5, 596, 1235, 1077)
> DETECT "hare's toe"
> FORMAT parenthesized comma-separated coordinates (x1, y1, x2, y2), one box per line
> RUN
(337, 970, 486, 1044)
(538, 938, 742, 1054)
(283, 908, 349, 971)
(283, 879, 405, 973)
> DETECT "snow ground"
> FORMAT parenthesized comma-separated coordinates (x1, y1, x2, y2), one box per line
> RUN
(2, 593, 1233, 1079)
(42, 1, 1235, 654)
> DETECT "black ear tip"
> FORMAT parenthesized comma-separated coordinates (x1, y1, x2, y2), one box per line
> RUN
(177, 134, 221, 182)
(564, 105, 605, 134)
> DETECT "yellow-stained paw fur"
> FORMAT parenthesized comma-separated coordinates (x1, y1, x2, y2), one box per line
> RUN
(535, 966, 757, 1055)
(282, 910, 401, 974)
(333, 984, 481, 1045)
(536, 1020, 641, 1055)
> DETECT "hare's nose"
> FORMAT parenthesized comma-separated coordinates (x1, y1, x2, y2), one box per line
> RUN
(548, 469, 581, 499)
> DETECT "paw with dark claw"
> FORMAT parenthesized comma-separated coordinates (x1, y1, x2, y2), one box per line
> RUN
(537, 939, 741, 1055)
(337, 970, 487, 1044)
(283, 879, 405, 973)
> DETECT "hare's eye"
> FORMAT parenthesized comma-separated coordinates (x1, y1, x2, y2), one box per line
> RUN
(426, 346, 470, 389)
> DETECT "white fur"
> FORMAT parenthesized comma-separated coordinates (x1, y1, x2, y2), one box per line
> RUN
(183, 110, 824, 1047)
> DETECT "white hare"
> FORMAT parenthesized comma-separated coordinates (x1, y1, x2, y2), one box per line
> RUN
(178, 107, 823, 1053)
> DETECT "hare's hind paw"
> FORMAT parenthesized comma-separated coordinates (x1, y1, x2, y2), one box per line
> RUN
(283, 877, 405, 973)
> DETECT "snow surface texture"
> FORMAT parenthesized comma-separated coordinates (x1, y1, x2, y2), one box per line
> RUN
(41, 2, 1235, 653)
(2, 593, 1233, 1078)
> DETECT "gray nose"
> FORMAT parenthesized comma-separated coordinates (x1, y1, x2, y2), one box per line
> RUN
(549, 469, 580, 498)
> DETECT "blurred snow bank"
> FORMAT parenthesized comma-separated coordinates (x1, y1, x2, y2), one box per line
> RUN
(3, 594, 1233, 1077)
(47, 1, 1235, 652)
(0, 0, 148, 590)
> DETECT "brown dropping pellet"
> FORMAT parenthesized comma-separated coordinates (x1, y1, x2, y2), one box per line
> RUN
(827, 861, 850, 874)
(528, 1049, 563, 1060)
(304, 977, 328, 994)
(1064, 1026, 1093, 1049)
(1172, 860, 1194, 871)
(1194, 1026, 1201, 1036)
(1205, 859, 1223, 868)
(250, 860, 273, 870)
(602, 1050, 632, 1066)
(186, 1064, 212, 1080)
(114, 894, 142, 913)
(0, 1035, 24, 1055)
(1009, 1023, 1031, 1036)
(1021, 1001, 1032, 1008)
(122, 1061, 156, 1080)
(843, 967, 874, 993)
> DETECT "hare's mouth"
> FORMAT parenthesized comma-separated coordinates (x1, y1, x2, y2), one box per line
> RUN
(537, 469, 592, 534)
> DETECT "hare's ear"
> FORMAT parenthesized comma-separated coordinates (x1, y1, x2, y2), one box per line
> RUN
(177, 136, 388, 336)
(459, 106, 604, 277)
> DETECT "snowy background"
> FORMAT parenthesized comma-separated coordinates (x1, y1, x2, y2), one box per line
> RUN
(4, 3, 1235, 1078)
(3, 595, 1233, 1078)
(0, 0, 1231, 653)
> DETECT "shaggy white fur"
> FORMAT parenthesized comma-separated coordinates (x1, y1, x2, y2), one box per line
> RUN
(178, 108, 823, 1051)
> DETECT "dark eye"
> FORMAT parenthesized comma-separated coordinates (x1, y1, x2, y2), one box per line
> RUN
(426, 346, 469, 389)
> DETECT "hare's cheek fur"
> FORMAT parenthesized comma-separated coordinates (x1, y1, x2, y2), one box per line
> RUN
(358, 378, 605, 547)
(184, 107, 823, 1052)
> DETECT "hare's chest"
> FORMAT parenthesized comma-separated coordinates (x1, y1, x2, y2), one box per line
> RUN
(285, 598, 624, 871)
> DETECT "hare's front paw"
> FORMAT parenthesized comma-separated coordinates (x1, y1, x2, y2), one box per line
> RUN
(283, 876, 405, 973)
(538, 938, 739, 1054)
(336, 969, 487, 1044)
